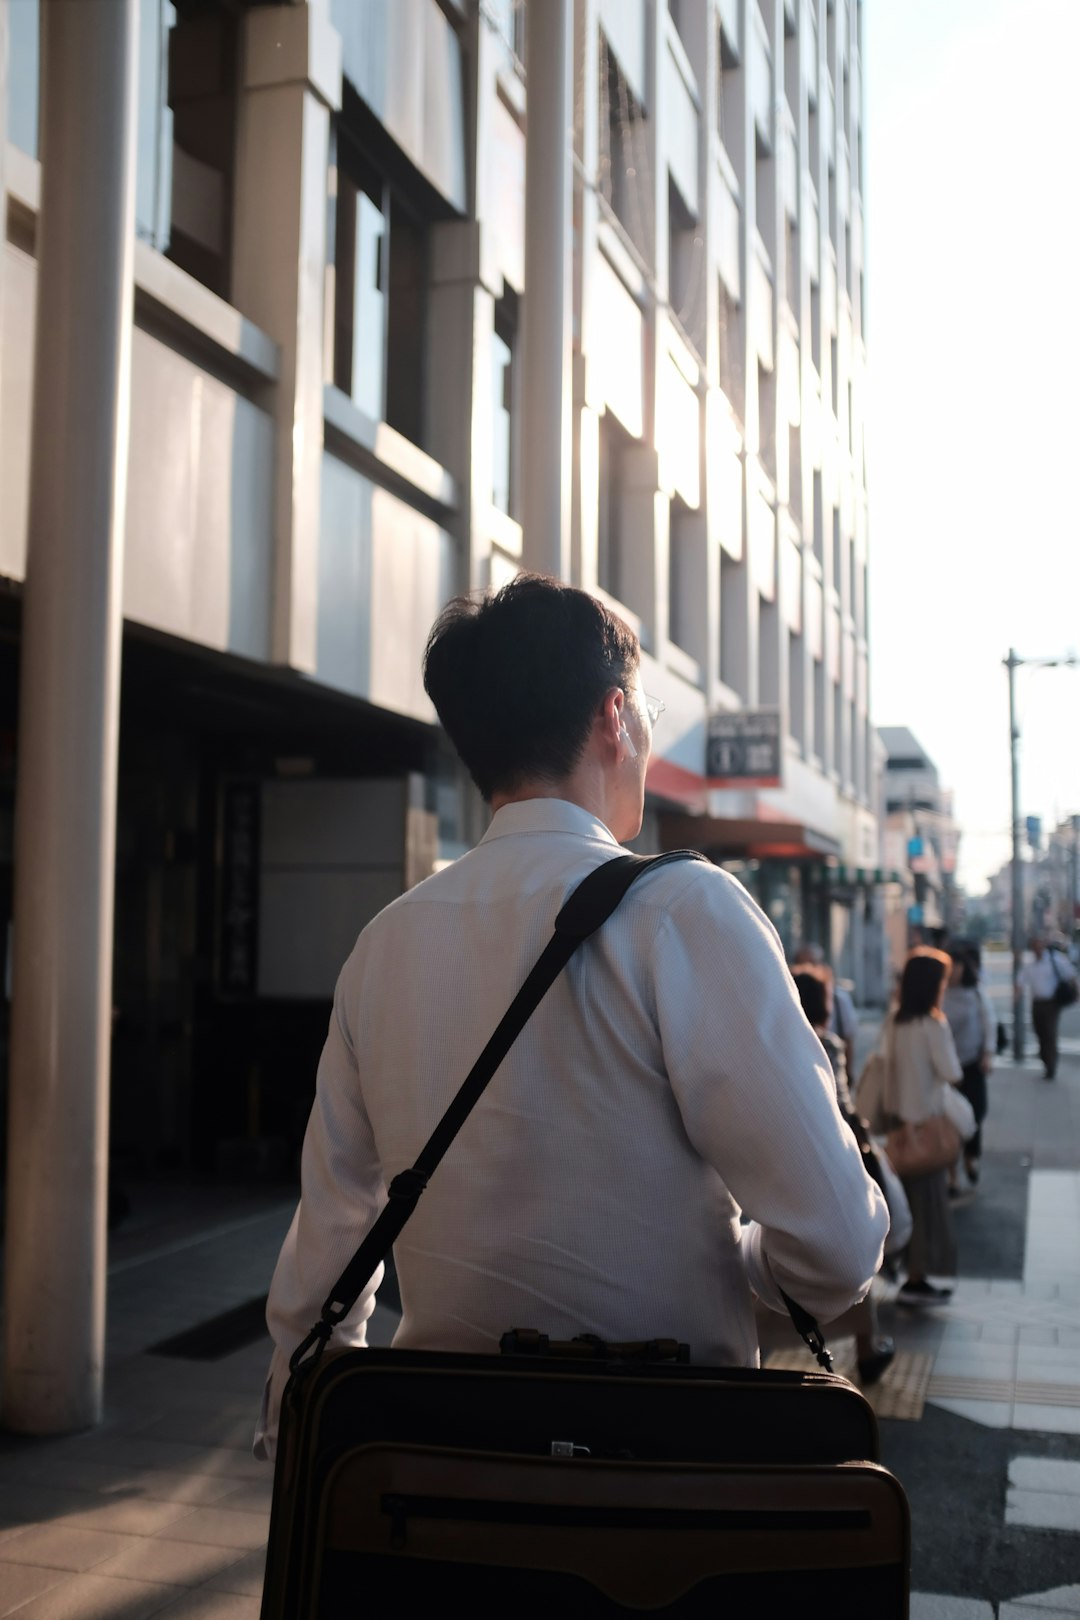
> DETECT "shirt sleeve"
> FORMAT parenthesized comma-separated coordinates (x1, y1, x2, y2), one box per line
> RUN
(929, 1015, 964, 1083)
(652, 870, 889, 1326)
(977, 986, 996, 1060)
(255, 942, 386, 1461)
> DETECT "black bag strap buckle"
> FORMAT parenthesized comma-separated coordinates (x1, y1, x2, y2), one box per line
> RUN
(387, 1167, 429, 1204)
(288, 1314, 335, 1378)
(779, 1286, 834, 1373)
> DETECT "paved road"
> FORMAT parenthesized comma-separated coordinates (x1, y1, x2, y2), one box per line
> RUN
(856, 962, 1080, 1615)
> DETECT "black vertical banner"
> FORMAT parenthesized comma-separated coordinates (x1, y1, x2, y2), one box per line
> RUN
(219, 779, 260, 998)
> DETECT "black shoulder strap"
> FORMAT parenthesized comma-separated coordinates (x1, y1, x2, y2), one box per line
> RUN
(289, 849, 706, 1374)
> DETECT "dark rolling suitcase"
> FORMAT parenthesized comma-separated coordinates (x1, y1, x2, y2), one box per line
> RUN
(260, 853, 910, 1616)
(263, 1346, 908, 1618)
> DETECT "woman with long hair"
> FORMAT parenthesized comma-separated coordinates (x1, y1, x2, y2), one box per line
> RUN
(886, 947, 964, 1305)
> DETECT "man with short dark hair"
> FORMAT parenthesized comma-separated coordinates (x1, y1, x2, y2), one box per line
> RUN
(255, 575, 887, 1459)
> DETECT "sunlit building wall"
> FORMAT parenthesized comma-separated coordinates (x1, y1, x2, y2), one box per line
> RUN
(563, 0, 876, 984)
(0, 0, 878, 1170)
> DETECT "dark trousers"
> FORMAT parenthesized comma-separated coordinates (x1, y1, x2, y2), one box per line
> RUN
(959, 1061, 988, 1159)
(1032, 998, 1062, 1078)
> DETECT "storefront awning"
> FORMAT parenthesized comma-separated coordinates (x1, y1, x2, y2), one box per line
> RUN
(658, 811, 842, 863)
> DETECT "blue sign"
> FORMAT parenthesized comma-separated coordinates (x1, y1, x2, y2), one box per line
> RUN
(907, 838, 924, 859)
(907, 904, 924, 925)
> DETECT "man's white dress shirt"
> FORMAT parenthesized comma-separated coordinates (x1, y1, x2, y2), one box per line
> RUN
(256, 799, 888, 1458)
(1019, 949, 1077, 1002)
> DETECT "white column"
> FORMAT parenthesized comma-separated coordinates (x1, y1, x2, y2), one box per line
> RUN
(231, 1, 341, 674)
(2, 0, 138, 1435)
(521, 0, 572, 580)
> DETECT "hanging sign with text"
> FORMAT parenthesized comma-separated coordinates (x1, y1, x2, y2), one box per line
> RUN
(706, 709, 783, 789)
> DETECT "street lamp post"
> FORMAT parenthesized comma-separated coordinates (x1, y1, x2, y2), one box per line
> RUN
(1005, 649, 1078, 1063)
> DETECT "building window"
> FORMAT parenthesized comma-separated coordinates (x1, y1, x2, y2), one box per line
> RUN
(810, 283, 822, 373)
(599, 31, 652, 264)
(849, 536, 857, 620)
(720, 551, 743, 695)
(755, 128, 774, 257)
(718, 278, 743, 420)
(6, 0, 40, 156)
(487, 0, 525, 63)
(785, 213, 799, 310)
(850, 696, 860, 793)
(759, 594, 780, 707)
(833, 678, 844, 779)
(669, 178, 705, 355)
(4, 0, 240, 297)
(832, 507, 842, 598)
(334, 129, 430, 448)
(334, 150, 387, 423)
(492, 291, 518, 516)
(668, 497, 695, 656)
(789, 420, 802, 523)
(163, 0, 240, 299)
(717, 18, 741, 168)
(789, 630, 805, 746)
(597, 413, 631, 603)
(813, 656, 826, 761)
(812, 468, 824, 563)
(830, 333, 839, 417)
(758, 361, 776, 482)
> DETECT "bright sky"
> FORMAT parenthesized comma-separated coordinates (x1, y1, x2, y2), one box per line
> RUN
(864, 0, 1080, 895)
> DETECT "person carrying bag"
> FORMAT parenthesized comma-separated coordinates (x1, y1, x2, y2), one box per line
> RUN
(879, 948, 968, 1305)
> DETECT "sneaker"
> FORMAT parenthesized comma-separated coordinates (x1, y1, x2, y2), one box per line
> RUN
(897, 1279, 952, 1306)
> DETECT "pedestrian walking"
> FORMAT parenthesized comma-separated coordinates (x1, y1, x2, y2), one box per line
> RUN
(1018, 932, 1078, 1080)
(944, 941, 994, 1190)
(882, 948, 964, 1306)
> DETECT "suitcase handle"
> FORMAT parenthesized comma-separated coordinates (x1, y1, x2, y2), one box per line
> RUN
(287, 849, 833, 1381)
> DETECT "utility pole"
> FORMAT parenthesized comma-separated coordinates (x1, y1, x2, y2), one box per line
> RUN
(1007, 650, 1024, 1062)
(1005, 648, 1079, 1064)
(1072, 813, 1080, 950)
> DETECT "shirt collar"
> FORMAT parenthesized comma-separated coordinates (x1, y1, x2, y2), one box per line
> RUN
(480, 798, 621, 848)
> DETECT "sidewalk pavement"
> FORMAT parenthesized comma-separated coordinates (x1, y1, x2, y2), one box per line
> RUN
(0, 1022, 1077, 1617)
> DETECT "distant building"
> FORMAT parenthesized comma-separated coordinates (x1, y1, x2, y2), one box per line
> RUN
(878, 727, 961, 968)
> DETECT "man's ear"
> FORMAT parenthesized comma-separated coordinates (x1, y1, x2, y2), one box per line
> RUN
(603, 686, 625, 744)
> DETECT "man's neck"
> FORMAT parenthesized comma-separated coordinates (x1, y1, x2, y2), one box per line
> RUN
(490, 765, 624, 840)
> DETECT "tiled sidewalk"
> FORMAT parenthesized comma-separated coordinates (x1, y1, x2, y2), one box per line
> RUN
(0, 1342, 273, 1618)
(0, 1033, 1077, 1615)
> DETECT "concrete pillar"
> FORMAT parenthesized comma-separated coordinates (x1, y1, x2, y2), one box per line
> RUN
(2, 0, 138, 1435)
(231, 1, 341, 674)
(521, 0, 572, 580)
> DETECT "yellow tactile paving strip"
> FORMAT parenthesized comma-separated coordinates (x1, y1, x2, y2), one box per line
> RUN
(765, 1346, 934, 1422)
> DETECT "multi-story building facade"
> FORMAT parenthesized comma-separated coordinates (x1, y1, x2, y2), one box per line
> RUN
(879, 727, 962, 967)
(0, 0, 874, 1178)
